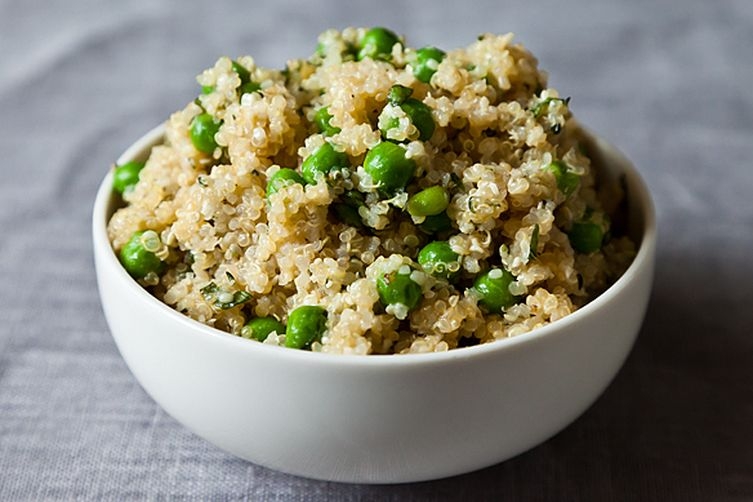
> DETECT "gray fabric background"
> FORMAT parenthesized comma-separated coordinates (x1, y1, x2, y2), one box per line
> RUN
(1, 0, 752, 499)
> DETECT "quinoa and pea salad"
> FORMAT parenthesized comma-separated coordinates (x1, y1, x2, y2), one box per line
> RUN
(108, 28, 635, 355)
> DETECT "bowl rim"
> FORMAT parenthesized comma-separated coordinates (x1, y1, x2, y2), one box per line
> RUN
(93, 124, 656, 368)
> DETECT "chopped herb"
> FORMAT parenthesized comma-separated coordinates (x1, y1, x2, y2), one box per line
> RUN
(531, 96, 571, 118)
(200, 282, 219, 300)
(197, 175, 208, 187)
(225, 271, 235, 282)
(200, 282, 251, 310)
(240, 81, 262, 96)
(231, 60, 251, 85)
(529, 224, 540, 259)
(221, 291, 250, 310)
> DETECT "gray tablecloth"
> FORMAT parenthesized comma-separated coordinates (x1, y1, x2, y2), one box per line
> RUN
(2, 0, 752, 499)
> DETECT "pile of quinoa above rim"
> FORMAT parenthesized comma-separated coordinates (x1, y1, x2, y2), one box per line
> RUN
(108, 27, 636, 355)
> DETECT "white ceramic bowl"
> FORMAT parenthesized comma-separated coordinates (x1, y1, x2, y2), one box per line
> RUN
(93, 125, 656, 483)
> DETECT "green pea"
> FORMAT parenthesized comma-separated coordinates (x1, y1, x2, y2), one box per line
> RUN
(418, 211, 453, 234)
(266, 168, 305, 197)
(331, 190, 365, 227)
(417, 241, 460, 281)
(357, 27, 400, 61)
(285, 305, 327, 349)
(190, 113, 221, 154)
(232, 60, 251, 85)
(201, 85, 214, 95)
(545, 160, 579, 197)
(387, 84, 413, 106)
(331, 204, 361, 228)
(340, 189, 365, 208)
(301, 142, 349, 184)
(407, 186, 449, 217)
(413, 46, 446, 83)
(119, 230, 164, 279)
(314, 106, 341, 136)
(376, 271, 422, 312)
(113, 161, 145, 194)
(363, 142, 416, 195)
(400, 98, 435, 141)
(241, 317, 285, 342)
(568, 221, 604, 254)
(474, 268, 519, 313)
(381, 87, 435, 142)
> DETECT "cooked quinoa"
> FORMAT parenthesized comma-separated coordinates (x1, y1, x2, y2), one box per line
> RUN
(107, 27, 635, 355)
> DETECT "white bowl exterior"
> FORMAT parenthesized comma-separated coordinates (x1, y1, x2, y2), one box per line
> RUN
(93, 126, 656, 483)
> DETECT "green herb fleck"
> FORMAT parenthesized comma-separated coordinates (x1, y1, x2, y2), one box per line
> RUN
(200, 282, 251, 310)
(529, 224, 540, 260)
(531, 96, 571, 118)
